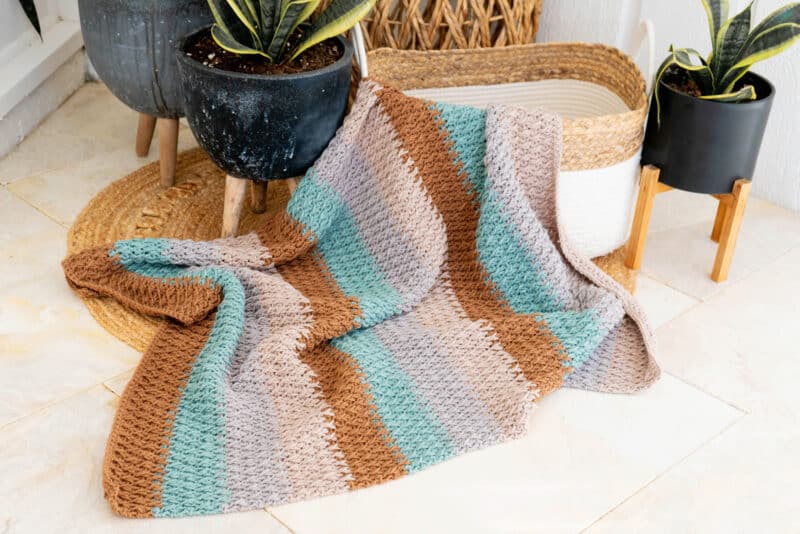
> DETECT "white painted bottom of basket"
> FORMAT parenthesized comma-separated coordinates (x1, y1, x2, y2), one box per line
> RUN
(558, 153, 640, 258)
(406, 80, 640, 258)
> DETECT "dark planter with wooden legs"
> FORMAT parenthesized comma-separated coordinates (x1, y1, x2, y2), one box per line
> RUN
(627, 72, 775, 283)
(78, 0, 212, 186)
(642, 72, 775, 195)
(176, 29, 353, 237)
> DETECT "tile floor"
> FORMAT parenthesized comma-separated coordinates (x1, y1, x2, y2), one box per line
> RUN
(1, 82, 798, 533)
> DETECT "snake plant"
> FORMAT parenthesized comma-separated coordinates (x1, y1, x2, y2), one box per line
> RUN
(655, 0, 800, 123)
(18, 0, 41, 38)
(207, 0, 374, 63)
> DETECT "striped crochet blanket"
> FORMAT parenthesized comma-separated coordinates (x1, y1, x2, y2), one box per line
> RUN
(63, 81, 659, 518)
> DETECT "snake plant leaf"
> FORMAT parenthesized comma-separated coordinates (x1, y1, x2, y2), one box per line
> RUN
(290, 0, 375, 60)
(711, 1, 752, 81)
(747, 2, 800, 42)
(718, 65, 750, 93)
(18, 0, 41, 39)
(701, 0, 730, 47)
(699, 84, 757, 101)
(211, 23, 271, 58)
(291, 0, 323, 37)
(672, 46, 715, 94)
(653, 54, 678, 128)
(241, 0, 261, 27)
(731, 22, 800, 70)
(225, 0, 262, 47)
(259, 0, 280, 45)
(267, 0, 314, 60)
(207, 0, 256, 48)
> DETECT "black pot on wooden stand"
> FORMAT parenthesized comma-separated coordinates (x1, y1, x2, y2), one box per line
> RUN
(176, 28, 354, 238)
(78, 0, 212, 186)
(642, 72, 775, 194)
(627, 72, 775, 282)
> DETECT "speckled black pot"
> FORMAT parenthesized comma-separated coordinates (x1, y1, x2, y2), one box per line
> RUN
(176, 28, 353, 181)
(78, 0, 212, 118)
(642, 72, 775, 194)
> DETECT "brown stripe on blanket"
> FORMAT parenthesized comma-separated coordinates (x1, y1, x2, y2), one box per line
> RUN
(103, 316, 215, 517)
(62, 246, 221, 325)
(376, 87, 569, 395)
(301, 344, 409, 489)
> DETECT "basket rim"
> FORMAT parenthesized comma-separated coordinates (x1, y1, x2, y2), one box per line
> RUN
(367, 41, 649, 114)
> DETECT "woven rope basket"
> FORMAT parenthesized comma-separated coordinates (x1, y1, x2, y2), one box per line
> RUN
(365, 43, 648, 171)
(358, 0, 542, 51)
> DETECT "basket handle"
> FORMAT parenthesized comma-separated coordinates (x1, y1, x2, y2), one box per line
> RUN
(351, 23, 369, 78)
(636, 19, 656, 97)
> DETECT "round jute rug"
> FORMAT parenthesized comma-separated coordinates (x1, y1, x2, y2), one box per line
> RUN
(67, 148, 636, 353)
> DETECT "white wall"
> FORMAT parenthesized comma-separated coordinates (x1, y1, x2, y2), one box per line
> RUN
(538, 0, 800, 211)
(0, 0, 75, 61)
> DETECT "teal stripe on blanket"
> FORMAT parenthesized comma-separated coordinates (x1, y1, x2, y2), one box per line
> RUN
(432, 104, 560, 311)
(432, 103, 607, 369)
(287, 170, 403, 326)
(331, 330, 454, 471)
(109, 240, 245, 516)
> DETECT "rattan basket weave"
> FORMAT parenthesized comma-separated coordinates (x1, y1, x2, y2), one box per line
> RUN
(358, 0, 541, 51)
(366, 43, 648, 171)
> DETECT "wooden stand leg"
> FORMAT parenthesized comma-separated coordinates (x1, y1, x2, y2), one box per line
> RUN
(222, 175, 248, 238)
(711, 179, 751, 282)
(159, 118, 180, 187)
(625, 165, 661, 270)
(286, 177, 299, 195)
(250, 181, 268, 214)
(711, 199, 728, 243)
(136, 113, 157, 157)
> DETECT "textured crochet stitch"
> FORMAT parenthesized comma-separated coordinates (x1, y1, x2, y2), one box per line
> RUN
(63, 81, 660, 518)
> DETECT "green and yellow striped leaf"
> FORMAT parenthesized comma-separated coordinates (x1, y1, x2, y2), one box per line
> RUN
(225, 0, 262, 47)
(267, 0, 314, 60)
(732, 22, 800, 70)
(701, 0, 730, 47)
(747, 2, 800, 41)
(699, 84, 757, 102)
(211, 23, 271, 58)
(671, 46, 715, 94)
(291, 0, 323, 36)
(290, 0, 375, 60)
(711, 1, 752, 80)
(718, 65, 750, 93)
(258, 0, 281, 44)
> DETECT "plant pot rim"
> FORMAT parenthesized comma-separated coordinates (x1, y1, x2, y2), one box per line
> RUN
(658, 70, 775, 105)
(176, 26, 353, 81)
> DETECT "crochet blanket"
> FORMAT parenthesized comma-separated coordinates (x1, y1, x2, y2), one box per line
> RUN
(63, 81, 659, 518)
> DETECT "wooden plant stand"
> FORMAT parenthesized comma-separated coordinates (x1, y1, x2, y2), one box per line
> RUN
(136, 113, 180, 187)
(625, 164, 752, 283)
(221, 175, 299, 238)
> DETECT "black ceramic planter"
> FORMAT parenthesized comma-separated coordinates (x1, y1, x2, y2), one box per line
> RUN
(79, 0, 212, 118)
(176, 29, 353, 181)
(641, 72, 775, 194)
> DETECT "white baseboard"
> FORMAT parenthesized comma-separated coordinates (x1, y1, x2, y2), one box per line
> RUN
(0, 20, 86, 158)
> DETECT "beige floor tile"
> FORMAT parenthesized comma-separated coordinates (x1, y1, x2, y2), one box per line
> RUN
(585, 413, 800, 534)
(648, 188, 719, 234)
(634, 275, 699, 329)
(7, 128, 198, 227)
(0, 188, 67, 285)
(271, 375, 741, 534)
(641, 198, 800, 300)
(654, 245, 800, 416)
(0, 83, 131, 185)
(0, 386, 291, 534)
(0, 189, 140, 425)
